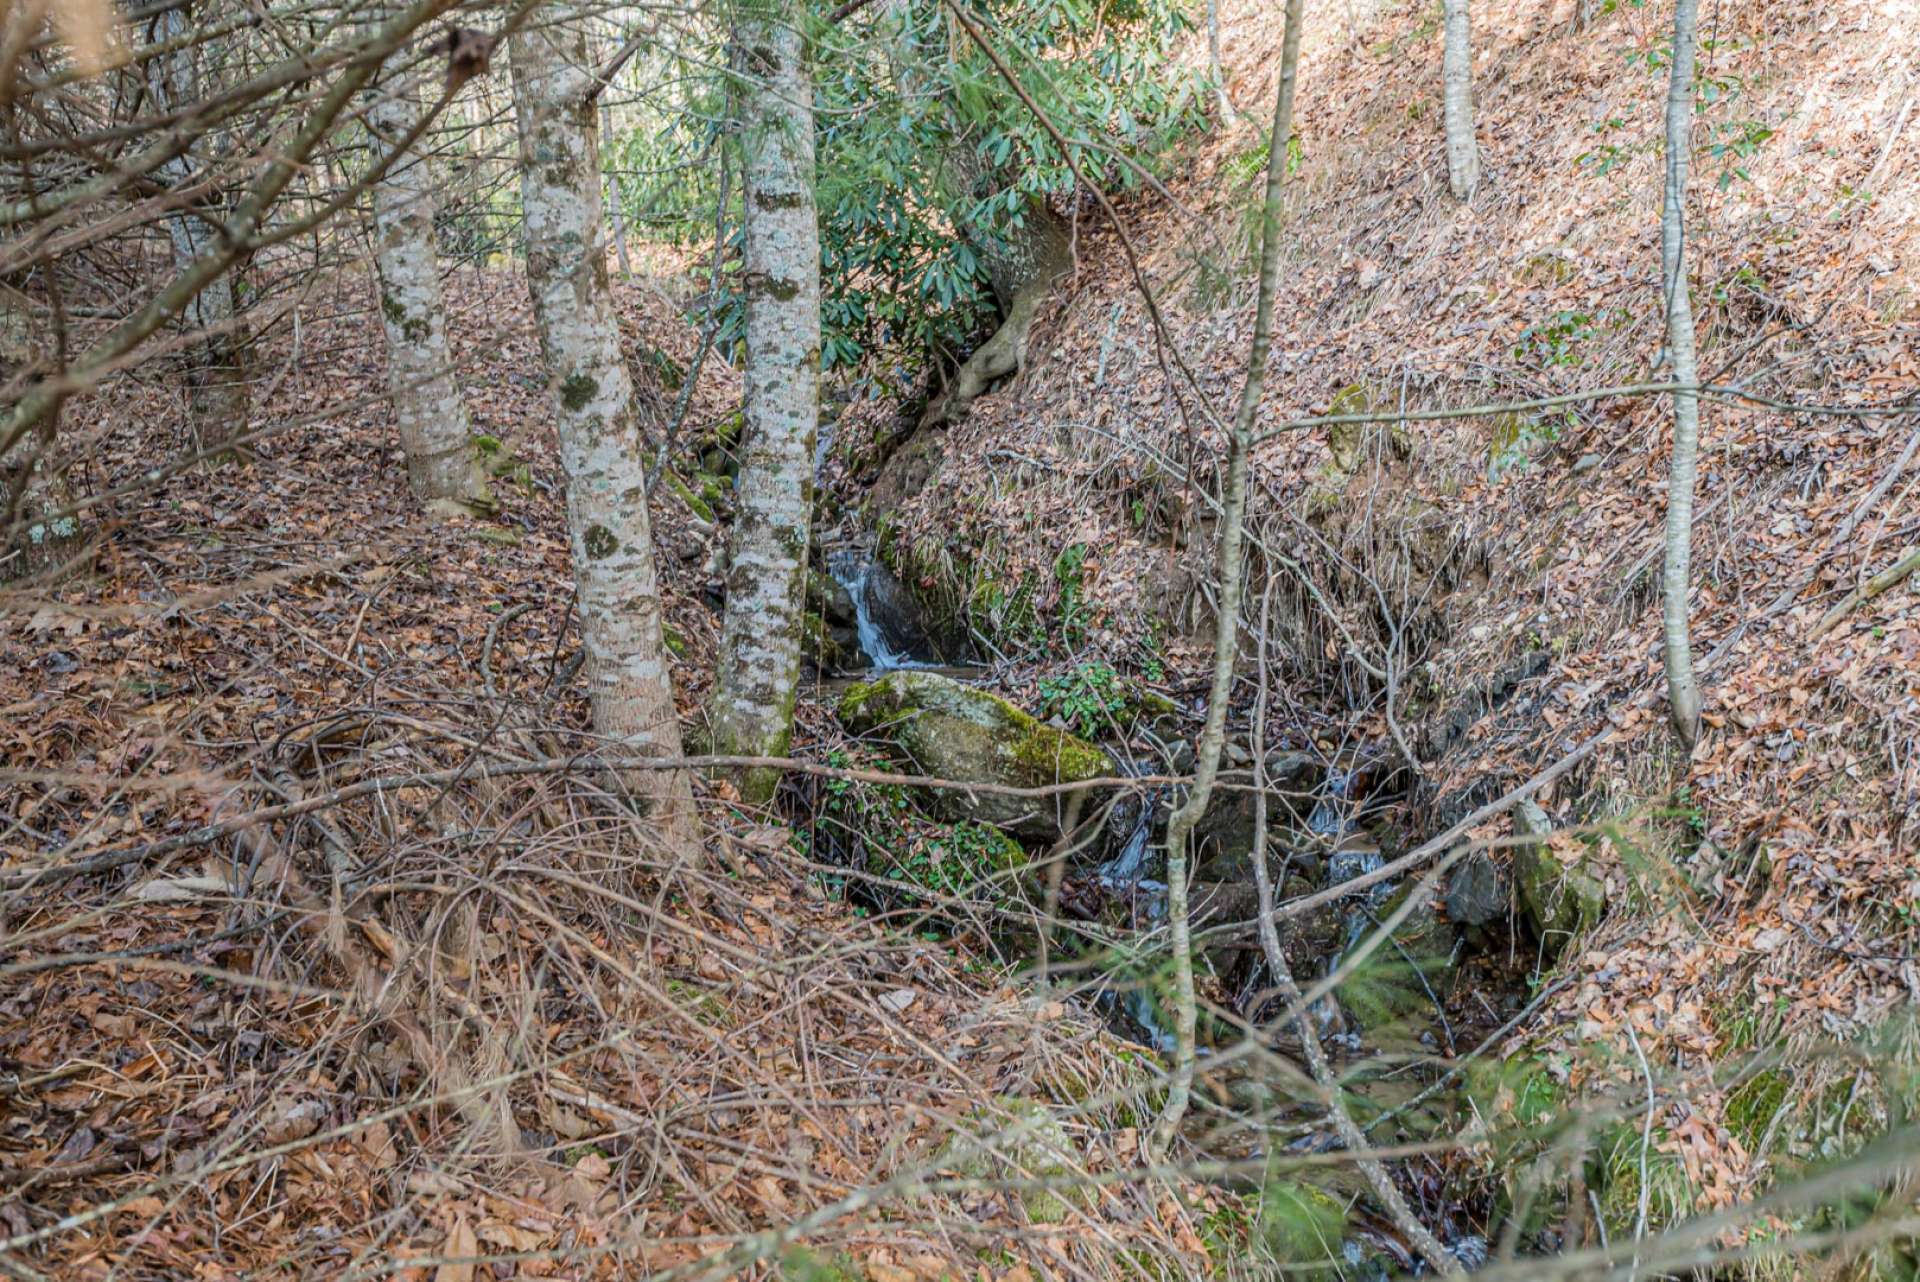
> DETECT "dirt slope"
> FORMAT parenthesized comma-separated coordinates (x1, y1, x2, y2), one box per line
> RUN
(863, 0, 1920, 1197)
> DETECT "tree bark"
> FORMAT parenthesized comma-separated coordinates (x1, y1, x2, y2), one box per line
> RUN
(708, 0, 820, 805)
(510, 10, 696, 830)
(1150, 0, 1303, 1158)
(1208, 0, 1236, 123)
(365, 36, 494, 518)
(0, 288, 81, 581)
(1441, 0, 1479, 201)
(1659, 0, 1703, 747)
(149, 4, 250, 458)
(600, 102, 635, 279)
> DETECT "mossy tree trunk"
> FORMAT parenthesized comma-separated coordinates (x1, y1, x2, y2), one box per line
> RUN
(707, 0, 820, 806)
(150, 4, 250, 459)
(510, 9, 695, 833)
(365, 21, 494, 518)
(1659, 0, 1703, 748)
(1441, 0, 1478, 201)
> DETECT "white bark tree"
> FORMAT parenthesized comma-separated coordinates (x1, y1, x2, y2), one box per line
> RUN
(149, 4, 250, 457)
(707, 0, 820, 805)
(365, 30, 494, 517)
(510, 11, 695, 829)
(1441, 0, 1479, 200)
(600, 102, 636, 279)
(1659, 0, 1703, 747)
(1208, 0, 1236, 124)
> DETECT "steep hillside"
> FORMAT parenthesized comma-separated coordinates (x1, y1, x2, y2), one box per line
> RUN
(849, 0, 1920, 1199)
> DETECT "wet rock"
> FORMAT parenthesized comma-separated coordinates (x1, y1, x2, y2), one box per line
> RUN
(837, 670, 1114, 838)
(1513, 798, 1604, 954)
(807, 568, 857, 628)
(1341, 882, 1456, 1035)
(1445, 850, 1510, 927)
(1190, 753, 1323, 866)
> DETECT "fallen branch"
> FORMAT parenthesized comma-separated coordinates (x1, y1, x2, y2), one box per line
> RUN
(1809, 546, 1920, 640)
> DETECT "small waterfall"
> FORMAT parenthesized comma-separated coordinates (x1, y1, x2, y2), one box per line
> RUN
(1097, 758, 1160, 887)
(1306, 764, 1356, 837)
(826, 547, 932, 673)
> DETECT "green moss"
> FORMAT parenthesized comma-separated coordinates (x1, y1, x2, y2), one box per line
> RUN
(662, 624, 687, 658)
(936, 1097, 1088, 1224)
(664, 472, 715, 522)
(560, 373, 597, 412)
(583, 523, 618, 559)
(1726, 1069, 1793, 1150)
(1008, 720, 1113, 785)
(1254, 1178, 1348, 1267)
(1595, 1123, 1701, 1237)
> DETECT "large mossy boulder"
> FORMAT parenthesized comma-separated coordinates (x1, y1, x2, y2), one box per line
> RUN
(838, 671, 1115, 838)
(1513, 799, 1605, 955)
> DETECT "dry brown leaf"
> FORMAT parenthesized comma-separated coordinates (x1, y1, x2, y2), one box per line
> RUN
(435, 1215, 477, 1282)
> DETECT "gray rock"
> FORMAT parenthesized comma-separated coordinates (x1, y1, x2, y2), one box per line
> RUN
(1572, 453, 1604, 476)
(1513, 798, 1604, 954)
(1445, 851, 1509, 927)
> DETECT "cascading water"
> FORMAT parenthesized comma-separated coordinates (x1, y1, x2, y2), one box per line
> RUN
(825, 547, 933, 673)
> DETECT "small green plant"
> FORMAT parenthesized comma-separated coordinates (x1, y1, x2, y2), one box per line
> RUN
(877, 822, 1026, 901)
(1512, 309, 1596, 369)
(1577, 116, 1635, 175)
(1708, 118, 1773, 189)
(1054, 542, 1093, 645)
(1038, 661, 1129, 738)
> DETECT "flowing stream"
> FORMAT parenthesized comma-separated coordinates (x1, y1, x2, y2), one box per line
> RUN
(826, 546, 935, 673)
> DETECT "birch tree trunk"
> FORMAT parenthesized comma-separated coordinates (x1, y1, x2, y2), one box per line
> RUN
(510, 12, 696, 831)
(1208, 0, 1236, 123)
(149, 4, 249, 458)
(1659, 0, 1703, 748)
(707, 1, 820, 805)
(1441, 0, 1479, 201)
(1151, 0, 1303, 1157)
(365, 42, 494, 517)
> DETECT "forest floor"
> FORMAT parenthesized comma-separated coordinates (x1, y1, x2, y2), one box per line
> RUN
(0, 269, 1216, 1279)
(6, 0, 1920, 1276)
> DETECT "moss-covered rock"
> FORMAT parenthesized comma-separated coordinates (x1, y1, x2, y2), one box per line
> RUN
(1342, 882, 1456, 1039)
(935, 1097, 1089, 1224)
(1255, 1177, 1349, 1267)
(1513, 799, 1605, 954)
(837, 670, 1115, 838)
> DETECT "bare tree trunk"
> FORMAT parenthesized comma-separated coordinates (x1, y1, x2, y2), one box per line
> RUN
(707, 0, 819, 805)
(1151, 0, 1303, 1158)
(600, 102, 634, 279)
(365, 39, 494, 518)
(510, 10, 696, 832)
(1441, 0, 1479, 201)
(1208, 0, 1236, 124)
(887, 0, 1069, 430)
(149, 4, 250, 458)
(1660, 0, 1703, 748)
(0, 288, 80, 581)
